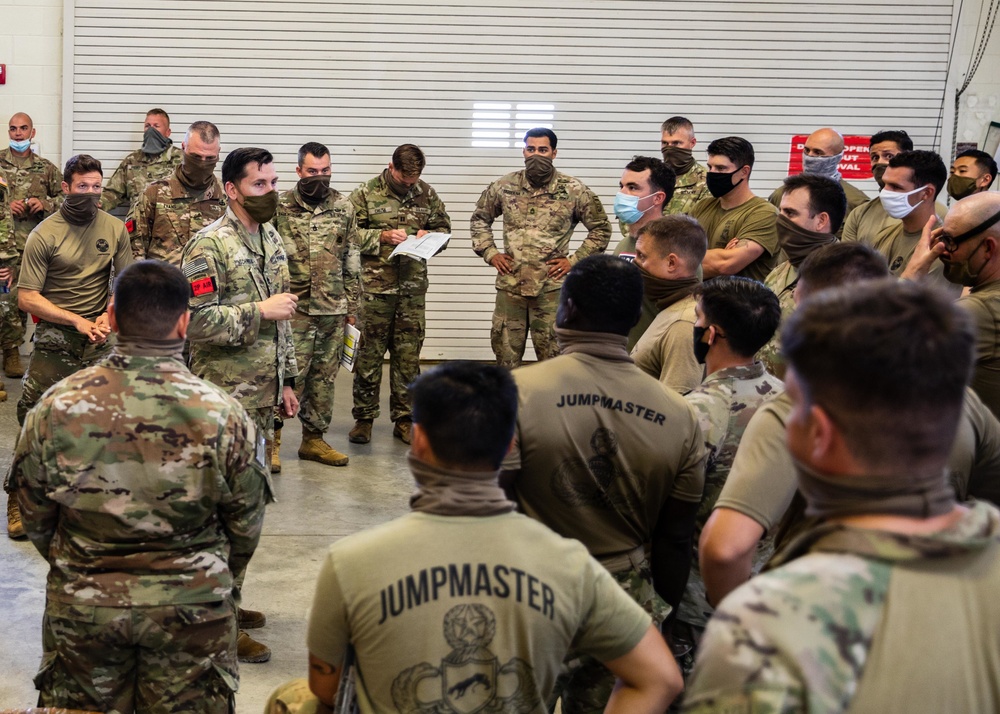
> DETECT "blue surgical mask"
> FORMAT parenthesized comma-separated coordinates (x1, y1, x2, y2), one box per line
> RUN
(614, 192, 658, 225)
(9, 139, 31, 153)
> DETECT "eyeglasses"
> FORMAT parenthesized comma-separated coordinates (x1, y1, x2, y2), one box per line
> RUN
(940, 207, 1000, 252)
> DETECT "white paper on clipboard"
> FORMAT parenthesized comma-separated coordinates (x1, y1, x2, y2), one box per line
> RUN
(341, 322, 362, 372)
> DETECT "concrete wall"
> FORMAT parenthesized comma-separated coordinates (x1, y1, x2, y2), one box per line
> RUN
(0, 0, 63, 161)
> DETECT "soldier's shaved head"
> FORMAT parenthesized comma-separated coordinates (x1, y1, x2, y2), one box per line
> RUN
(804, 128, 844, 157)
(9, 112, 33, 129)
(945, 192, 1000, 237)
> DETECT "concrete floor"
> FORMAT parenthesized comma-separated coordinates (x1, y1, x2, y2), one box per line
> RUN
(0, 361, 416, 713)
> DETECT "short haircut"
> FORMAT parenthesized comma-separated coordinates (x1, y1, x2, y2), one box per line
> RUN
(661, 116, 694, 134)
(391, 144, 426, 177)
(113, 260, 189, 340)
(409, 361, 518, 470)
(782, 174, 848, 234)
(523, 127, 558, 150)
(186, 120, 219, 144)
(146, 108, 170, 126)
(707, 136, 755, 170)
(625, 155, 676, 204)
(222, 147, 273, 186)
(783, 279, 974, 474)
(298, 141, 330, 166)
(695, 276, 780, 357)
(561, 254, 644, 335)
(957, 149, 999, 188)
(869, 130, 913, 152)
(796, 242, 889, 298)
(63, 154, 103, 184)
(635, 215, 708, 269)
(887, 150, 947, 198)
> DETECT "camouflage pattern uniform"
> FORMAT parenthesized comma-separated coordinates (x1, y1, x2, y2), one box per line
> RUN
(0, 169, 19, 365)
(349, 170, 450, 424)
(11, 340, 269, 713)
(99, 144, 183, 214)
(129, 170, 226, 264)
(758, 261, 798, 379)
(277, 185, 362, 433)
(0, 147, 63, 353)
(616, 161, 709, 243)
(676, 363, 783, 677)
(684, 501, 1000, 713)
(471, 170, 611, 368)
(181, 208, 298, 442)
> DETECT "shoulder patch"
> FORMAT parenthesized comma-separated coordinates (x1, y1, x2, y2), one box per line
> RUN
(190, 275, 217, 297)
(182, 256, 210, 279)
(125, 218, 135, 234)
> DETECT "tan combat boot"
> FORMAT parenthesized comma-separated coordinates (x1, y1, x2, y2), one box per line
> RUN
(7, 497, 25, 539)
(393, 418, 413, 445)
(3, 347, 23, 378)
(238, 607, 267, 629)
(237, 630, 271, 663)
(348, 419, 372, 444)
(298, 429, 349, 467)
(0, 386, 8, 403)
(270, 429, 282, 474)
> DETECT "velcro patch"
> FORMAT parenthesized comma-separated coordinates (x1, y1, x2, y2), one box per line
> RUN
(182, 257, 210, 279)
(125, 218, 135, 233)
(190, 275, 217, 297)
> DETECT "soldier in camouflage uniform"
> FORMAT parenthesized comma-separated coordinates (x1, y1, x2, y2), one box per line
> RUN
(758, 174, 843, 378)
(6, 154, 133, 539)
(348, 144, 450, 445)
(675, 277, 782, 680)
(684, 280, 1000, 713)
(502, 256, 705, 713)
(181, 147, 298, 664)
(1, 112, 64, 378)
(0, 167, 17, 402)
(12, 261, 268, 713)
(472, 128, 611, 369)
(616, 116, 709, 248)
(276, 142, 361, 468)
(129, 120, 225, 264)
(100, 108, 183, 215)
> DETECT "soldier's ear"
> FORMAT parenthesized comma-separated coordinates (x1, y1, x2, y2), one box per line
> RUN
(175, 310, 191, 341)
(108, 303, 120, 333)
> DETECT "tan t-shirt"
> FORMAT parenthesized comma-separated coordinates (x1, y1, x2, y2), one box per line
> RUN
(959, 280, 1000, 422)
(630, 294, 704, 394)
(19, 209, 132, 317)
(504, 350, 705, 559)
(307, 511, 652, 714)
(690, 195, 779, 282)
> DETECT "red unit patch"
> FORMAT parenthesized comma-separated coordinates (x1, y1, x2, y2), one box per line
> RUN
(125, 218, 135, 233)
(190, 276, 216, 297)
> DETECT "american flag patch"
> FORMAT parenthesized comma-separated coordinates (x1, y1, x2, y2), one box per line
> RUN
(182, 257, 209, 279)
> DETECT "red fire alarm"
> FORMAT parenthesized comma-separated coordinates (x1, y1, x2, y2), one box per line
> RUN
(0, 65, 6, 85)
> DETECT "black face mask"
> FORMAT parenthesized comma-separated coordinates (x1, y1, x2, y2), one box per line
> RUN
(298, 175, 332, 205)
(706, 169, 744, 198)
(692, 325, 710, 364)
(60, 192, 100, 226)
(872, 163, 888, 190)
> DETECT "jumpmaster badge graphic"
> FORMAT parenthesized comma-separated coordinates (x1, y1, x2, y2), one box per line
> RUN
(552, 427, 643, 510)
(391, 604, 540, 713)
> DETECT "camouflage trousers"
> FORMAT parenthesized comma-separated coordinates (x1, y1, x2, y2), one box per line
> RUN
(264, 678, 328, 714)
(548, 558, 669, 714)
(17, 321, 112, 426)
(351, 292, 425, 423)
(491, 289, 561, 370)
(289, 311, 344, 434)
(0, 279, 26, 350)
(35, 598, 238, 714)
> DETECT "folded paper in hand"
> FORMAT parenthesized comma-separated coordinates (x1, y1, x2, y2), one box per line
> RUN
(388, 232, 451, 261)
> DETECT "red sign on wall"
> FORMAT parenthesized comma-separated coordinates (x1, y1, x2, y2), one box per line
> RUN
(787, 135, 872, 179)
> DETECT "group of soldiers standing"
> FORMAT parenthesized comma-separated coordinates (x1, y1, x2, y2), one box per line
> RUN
(5, 103, 1000, 714)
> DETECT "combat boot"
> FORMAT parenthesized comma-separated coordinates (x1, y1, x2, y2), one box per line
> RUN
(348, 419, 372, 444)
(270, 429, 282, 474)
(7, 497, 25, 539)
(299, 429, 349, 467)
(3, 347, 23, 378)
(238, 607, 266, 629)
(393, 418, 413, 445)
(0, 386, 8, 403)
(237, 630, 271, 663)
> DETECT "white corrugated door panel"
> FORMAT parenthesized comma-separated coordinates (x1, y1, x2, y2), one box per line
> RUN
(65, 0, 955, 361)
